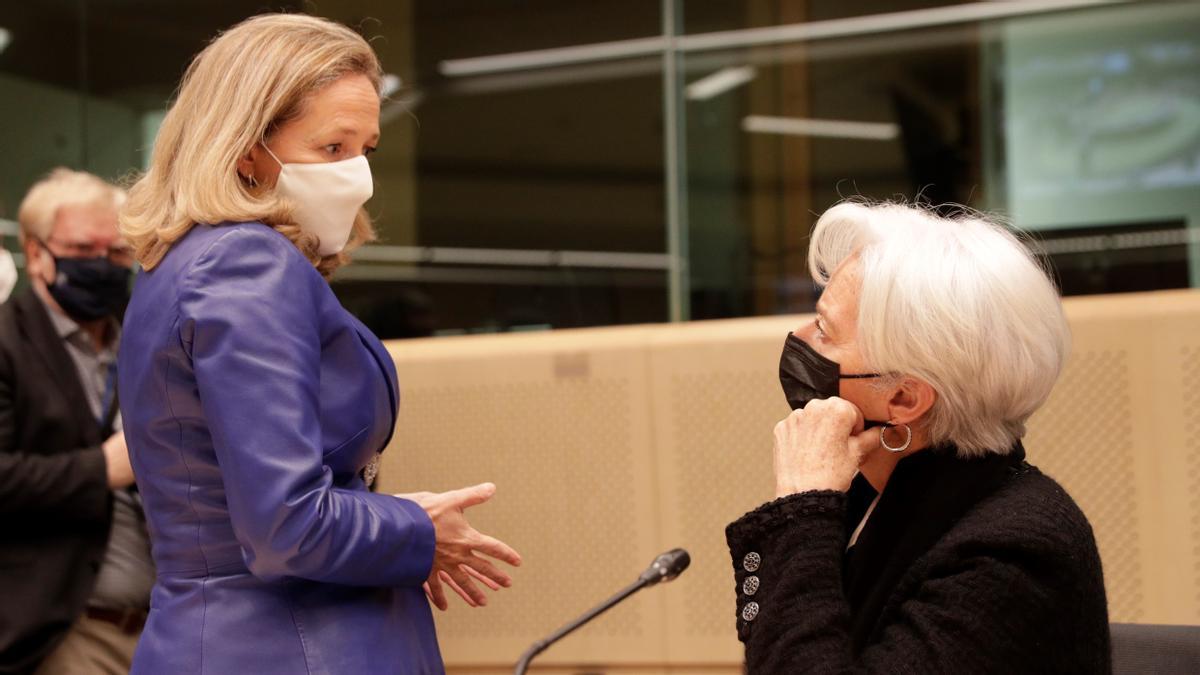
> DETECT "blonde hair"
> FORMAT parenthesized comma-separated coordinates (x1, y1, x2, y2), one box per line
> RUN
(808, 200, 1071, 457)
(18, 168, 125, 242)
(120, 13, 381, 278)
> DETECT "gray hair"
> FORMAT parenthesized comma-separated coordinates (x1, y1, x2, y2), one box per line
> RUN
(808, 200, 1070, 457)
(17, 168, 125, 242)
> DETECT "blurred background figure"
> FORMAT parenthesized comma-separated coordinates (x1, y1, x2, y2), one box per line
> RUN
(0, 168, 148, 675)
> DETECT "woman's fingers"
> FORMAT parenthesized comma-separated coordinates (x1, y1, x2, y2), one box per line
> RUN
(422, 581, 438, 609)
(425, 577, 448, 611)
(471, 532, 522, 567)
(849, 425, 882, 459)
(461, 554, 511, 588)
(438, 570, 478, 608)
(420, 481, 522, 609)
(772, 398, 866, 496)
(446, 482, 496, 510)
(462, 563, 503, 591)
(443, 567, 488, 606)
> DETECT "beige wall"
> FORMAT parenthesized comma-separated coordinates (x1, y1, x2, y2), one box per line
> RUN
(378, 289, 1200, 672)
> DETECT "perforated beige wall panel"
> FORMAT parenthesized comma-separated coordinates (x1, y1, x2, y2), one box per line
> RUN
(1151, 295, 1200, 624)
(377, 328, 670, 667)
(1182, 347, 1200, 619)
(379, 289, 1200, 670)
(1025, 290, 1200, 624)
(1023, 306, 1148, 622)
(645, 316, 796, 665)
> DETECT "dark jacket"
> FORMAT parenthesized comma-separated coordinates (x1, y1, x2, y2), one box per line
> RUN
(726, 444, 1111, 673)
(0, 289, 113, 675)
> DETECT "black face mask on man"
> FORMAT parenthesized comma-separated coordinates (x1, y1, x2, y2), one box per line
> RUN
(777, 332, 890, 429)
(39, 242, 132, 322)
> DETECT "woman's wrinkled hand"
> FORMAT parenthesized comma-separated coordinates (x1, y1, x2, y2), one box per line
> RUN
(393, 482, 522, 611)
(772, 397, 879, 497)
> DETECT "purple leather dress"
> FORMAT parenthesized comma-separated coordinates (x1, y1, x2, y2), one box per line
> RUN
(118, 222, 443, 674)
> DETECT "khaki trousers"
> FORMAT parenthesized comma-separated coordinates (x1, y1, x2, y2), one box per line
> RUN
(34, 615, 139, 675)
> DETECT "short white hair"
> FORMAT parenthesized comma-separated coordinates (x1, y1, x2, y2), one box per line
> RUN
(808, 200, 1070, 457)
(17, 167, 125, 242)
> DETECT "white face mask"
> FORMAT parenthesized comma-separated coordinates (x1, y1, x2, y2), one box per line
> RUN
(265, 146, 374, 256)
(0, 249, 16, 303)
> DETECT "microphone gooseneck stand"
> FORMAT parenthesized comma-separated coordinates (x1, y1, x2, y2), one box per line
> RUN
(513, 548, 690, 675)
(512, 577, 647, 674)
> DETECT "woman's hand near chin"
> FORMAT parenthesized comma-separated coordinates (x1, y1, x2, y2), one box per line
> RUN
(394, 483, 523, 610)
(772, 398, 880, 497)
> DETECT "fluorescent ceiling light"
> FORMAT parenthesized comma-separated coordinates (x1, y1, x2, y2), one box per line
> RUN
(680, 0, 1123, 52)
(0, 28, 11, 55)
(686, 66, 757, 101)
(439, 0, 1122, 77)
(743, 115, 899, 141)
(381, 73, 403, 98)
(440, 37, 666, 77)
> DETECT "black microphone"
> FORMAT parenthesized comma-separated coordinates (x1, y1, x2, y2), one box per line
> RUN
(637, 548, 690, 585)
(513, 548, 691, 674)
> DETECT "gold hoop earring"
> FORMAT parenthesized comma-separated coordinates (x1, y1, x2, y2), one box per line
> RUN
(880, 423, 912, 453)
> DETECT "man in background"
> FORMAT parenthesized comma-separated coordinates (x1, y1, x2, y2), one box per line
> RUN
(0, 168, 152, 675)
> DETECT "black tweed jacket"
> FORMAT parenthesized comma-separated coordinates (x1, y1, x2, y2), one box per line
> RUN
(725, 443, 1111, 673)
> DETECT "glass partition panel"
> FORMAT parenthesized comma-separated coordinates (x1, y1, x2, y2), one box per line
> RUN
(677, 0, 1200, 318)
(334, 0, 668, 336)
(3, 1, 1197, 331)
(0, 0, 667, 336)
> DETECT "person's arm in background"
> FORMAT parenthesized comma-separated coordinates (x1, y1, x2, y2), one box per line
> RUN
(0, 355, 129, 523)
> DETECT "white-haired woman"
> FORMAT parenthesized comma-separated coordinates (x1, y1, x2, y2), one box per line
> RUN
(118, 14, 519, 674)
(726, 201, 1109, 672)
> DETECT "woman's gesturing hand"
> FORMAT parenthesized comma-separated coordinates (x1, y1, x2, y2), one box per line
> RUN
(394, 482, 522, 610)
(772, 398, 879, 497)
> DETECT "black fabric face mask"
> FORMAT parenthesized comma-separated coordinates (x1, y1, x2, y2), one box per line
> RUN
(42, 245, 132, 322)
(778, 332, 889, 429)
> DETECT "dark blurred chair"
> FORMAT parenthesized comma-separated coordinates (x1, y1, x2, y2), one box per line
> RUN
(1111, 623, 1200, 674)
